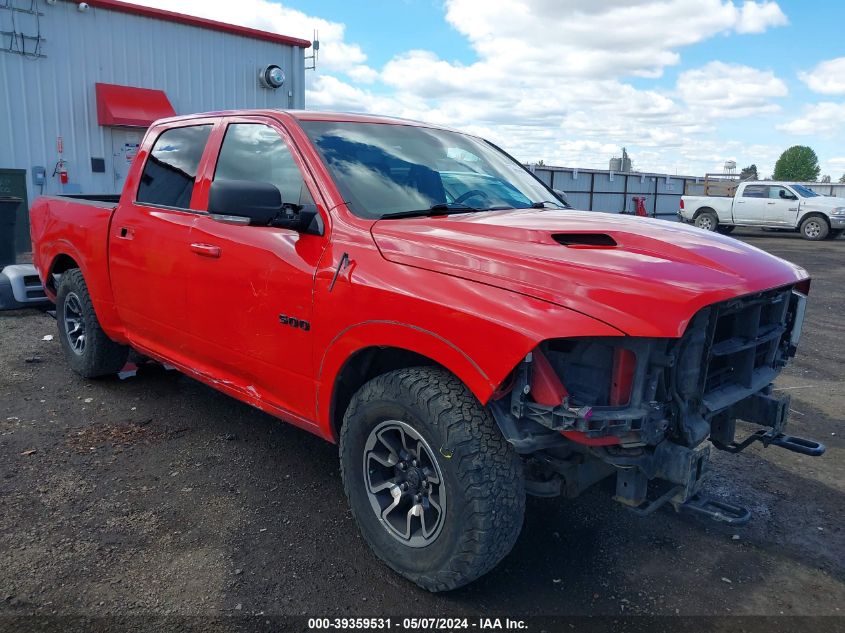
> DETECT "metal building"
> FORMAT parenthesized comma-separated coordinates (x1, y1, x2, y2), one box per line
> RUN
(0, 0, 310, 256)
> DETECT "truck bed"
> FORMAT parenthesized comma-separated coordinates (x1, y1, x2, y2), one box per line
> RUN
(29, 194, 122, 334)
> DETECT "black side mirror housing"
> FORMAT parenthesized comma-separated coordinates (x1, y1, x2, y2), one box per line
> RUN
(209, 180, 283, 225)
(208, 180, 324, 235)
(270, 203, 324, 235)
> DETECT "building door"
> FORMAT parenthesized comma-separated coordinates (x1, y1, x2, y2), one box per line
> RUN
(110, 127, 144, 194)
(0, 169, 30, 258)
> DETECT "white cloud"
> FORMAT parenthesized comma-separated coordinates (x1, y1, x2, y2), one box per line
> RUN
(799, 57, 845, 95)
(131, 0, 794, 176)
(676, 61, 788, 117)
(441, 0, 789, 80)
(346, 65, 380, 84)
(130, 0, 366, 74)
(778, 102, 845, 135)
(736, 1, 788, 32)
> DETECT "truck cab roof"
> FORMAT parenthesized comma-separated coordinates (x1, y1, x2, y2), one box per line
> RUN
(152, 109, 446, 130)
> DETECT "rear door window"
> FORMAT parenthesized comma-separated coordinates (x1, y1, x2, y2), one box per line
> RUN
(137, 125, 212, 209)
(742, 185, 767, 198)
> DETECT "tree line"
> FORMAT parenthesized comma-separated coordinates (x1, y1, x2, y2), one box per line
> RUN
(741, 146, 843, 183)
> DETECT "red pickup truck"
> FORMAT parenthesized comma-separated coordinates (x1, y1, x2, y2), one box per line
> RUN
(30, 110, 824, 591)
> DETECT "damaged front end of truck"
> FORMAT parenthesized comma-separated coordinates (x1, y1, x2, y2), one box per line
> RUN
(489, 281, 825, 525)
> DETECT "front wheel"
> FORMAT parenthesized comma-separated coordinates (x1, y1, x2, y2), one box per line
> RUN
(339, 367, 525, 592)
(800, 216, 829, 241)
(694, 211, 718, 231)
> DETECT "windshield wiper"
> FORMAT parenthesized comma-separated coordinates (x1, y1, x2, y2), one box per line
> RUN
(529, 200, 565, 209)
(381, 202, 481, 220)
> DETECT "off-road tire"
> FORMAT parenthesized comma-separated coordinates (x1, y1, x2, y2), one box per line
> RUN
(339, 367, 525, 592)
(799, 215, 829, 241)
(56, 269, 129, 378)
(694, 210, 718, 231)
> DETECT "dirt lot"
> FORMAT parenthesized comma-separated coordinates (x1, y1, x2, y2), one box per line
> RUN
(1, 230, 843, 621)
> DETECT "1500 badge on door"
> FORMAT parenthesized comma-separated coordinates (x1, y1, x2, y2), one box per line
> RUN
(279, 314, 311, 331)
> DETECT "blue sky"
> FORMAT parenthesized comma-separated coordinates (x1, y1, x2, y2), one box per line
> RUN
(141, 0, 845, 178)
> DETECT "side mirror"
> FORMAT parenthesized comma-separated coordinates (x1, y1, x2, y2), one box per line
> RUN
(271, 203, 323, 235)
(209, 180, 282, 225)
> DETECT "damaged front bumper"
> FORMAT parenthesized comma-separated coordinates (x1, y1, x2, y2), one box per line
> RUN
(490, 283, 826, 525)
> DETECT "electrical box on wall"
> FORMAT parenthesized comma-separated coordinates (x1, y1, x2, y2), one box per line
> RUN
(31, 166, 46, 186)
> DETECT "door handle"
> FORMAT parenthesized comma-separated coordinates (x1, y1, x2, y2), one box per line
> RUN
(118, 226, 134, 239)
(767, 202, 776, 205)
(190, 243, 221, 258)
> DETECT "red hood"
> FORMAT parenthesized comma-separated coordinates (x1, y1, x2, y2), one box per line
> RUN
(371, 209, 808, 337)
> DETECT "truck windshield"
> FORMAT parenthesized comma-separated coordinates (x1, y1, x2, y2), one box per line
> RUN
(791, 184, 820, 198)
(299, 121, 561, 219)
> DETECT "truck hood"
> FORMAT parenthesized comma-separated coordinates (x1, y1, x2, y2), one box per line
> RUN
(371, 209, 808, 337)
(802, 196, 845, 209)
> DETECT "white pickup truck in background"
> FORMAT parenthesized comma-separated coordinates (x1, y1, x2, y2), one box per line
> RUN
(679, 181, 845, 240)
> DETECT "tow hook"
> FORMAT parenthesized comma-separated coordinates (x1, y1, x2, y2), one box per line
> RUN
(713, 429, 826, 457)
(675, 494, 751, 526)
(628, 485, 752, 526)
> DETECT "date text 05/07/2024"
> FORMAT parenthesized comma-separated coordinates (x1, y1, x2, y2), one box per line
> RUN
(306, 617, 528, 630)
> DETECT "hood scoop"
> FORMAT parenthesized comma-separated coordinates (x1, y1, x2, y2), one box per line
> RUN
(552, 233, 617, 248)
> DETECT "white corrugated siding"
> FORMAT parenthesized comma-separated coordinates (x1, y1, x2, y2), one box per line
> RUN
(0, 0, 306, 203)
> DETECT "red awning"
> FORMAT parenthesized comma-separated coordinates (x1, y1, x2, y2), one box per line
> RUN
(95, 82, 176, 127)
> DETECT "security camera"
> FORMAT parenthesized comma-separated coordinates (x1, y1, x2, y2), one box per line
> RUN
(78, 2, 90, 11)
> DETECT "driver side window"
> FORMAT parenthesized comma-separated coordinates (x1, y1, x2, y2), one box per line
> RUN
(214, 123, 315, 206)
(769, 186, 793, 200)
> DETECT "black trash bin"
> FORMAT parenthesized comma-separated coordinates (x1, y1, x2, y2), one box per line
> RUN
(0, 196, 22, 268)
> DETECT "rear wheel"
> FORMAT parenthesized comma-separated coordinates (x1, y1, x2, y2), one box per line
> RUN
(339, 367, 525, 592)
(56, 269, 129, 378)
(800, 215, 829, 241)
(694, 211, 718, 231)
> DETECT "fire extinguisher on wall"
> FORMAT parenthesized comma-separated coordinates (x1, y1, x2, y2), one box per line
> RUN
(53, 159, 68, 185)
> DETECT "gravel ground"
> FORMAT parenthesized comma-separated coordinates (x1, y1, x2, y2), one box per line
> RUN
(0, 230, 843, 621)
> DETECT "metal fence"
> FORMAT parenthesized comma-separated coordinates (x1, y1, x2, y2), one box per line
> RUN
(533, 166, 697, 220)
(533, 165, 845, 220)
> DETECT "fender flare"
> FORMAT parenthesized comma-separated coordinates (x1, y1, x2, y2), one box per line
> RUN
(45, 241, 126, 341)
(693, 206, 717, 219)
(797, 210, 831, 228)
(314, 320, 532, 437)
